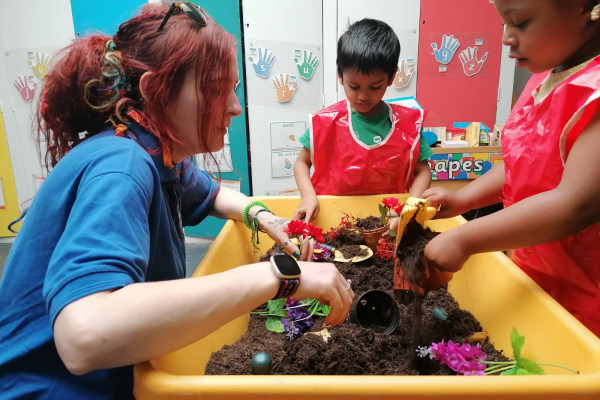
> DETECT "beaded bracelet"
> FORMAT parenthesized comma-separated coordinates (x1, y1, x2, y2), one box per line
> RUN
(253, 208, 274, 233)
(242, 201, 270, 230)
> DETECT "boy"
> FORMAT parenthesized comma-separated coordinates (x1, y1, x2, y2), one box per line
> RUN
(294, 18, 432, 222)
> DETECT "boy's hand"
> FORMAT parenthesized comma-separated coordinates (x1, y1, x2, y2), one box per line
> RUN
(294, 195, 319, 223)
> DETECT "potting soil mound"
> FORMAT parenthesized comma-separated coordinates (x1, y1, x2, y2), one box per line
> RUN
(205, 229, 508, 375)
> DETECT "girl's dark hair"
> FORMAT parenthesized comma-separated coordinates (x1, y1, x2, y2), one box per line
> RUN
(336, 18, 400, 78)
(37, 3, 236, 168)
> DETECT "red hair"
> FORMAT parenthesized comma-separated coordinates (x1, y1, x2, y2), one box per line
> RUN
(37, 3, 237, 168)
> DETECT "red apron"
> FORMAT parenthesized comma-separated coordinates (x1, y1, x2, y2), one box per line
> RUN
(502, 57, 600, 336)
(310, 100, 421, 195)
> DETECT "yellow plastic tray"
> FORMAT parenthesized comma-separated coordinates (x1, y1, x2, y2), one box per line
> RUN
(134, 194, 600, 400)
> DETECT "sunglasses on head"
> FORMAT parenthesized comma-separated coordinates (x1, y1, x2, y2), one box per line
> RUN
(157, 1, 207, 32)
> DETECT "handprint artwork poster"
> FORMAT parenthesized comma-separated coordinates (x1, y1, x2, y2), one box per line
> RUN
(8, 49, 56, 105)
(248, 47, 275, 78)
(393, 59, 416, 90)
(27, 51, 51, 79)
(459, 46, 488, 77)
(13, 76, 38, 103)
(431, 34, 460, 65)
(429, 34, 490, 78)
(272, 73, 298, 103)
(294, 49, 318, 80)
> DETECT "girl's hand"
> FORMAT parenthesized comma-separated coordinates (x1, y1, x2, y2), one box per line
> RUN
(422, 187, 468, 219)
(423, 230, 470, 272)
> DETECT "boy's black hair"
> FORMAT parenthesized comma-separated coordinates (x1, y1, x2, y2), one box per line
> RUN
(337, 18, 400, 79)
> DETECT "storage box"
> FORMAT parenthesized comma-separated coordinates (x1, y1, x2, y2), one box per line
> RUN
(134, 194, 600, 400)
(440, 140, 468, 148)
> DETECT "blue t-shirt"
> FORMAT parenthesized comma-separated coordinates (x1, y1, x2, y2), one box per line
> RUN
(0, 125, 219, 399)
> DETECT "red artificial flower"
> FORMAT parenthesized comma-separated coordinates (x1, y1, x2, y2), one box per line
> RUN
(285, 219, 308, 236)
(326, 226, 338, 240)
(339, 212, 356, 228)
(307, 224, 325, 244)
(393, 204, 404, 215)
(375, 237, 395, 260)
(382, 197, 400, 209)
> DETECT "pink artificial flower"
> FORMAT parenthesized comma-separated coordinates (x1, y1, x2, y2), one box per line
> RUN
(429, 340, 487, 376)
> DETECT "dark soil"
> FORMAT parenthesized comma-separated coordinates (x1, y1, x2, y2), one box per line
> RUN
(396, 219, 439, 289)
(355, 215, 384, 230)
(206, 227, 508, 375)
(337, 244, 370, 259)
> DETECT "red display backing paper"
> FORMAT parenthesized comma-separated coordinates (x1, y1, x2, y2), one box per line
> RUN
(416, 0, 504, 129)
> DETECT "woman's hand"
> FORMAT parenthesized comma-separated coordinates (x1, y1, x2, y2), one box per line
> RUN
(294, 261, 354, 326)
(255, 210, 317, 261)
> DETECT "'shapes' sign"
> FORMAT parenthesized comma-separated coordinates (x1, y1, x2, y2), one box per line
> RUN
(429, 150, 502, 180)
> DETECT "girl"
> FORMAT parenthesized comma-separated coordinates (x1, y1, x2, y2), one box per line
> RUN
(423, 0, 600, 337)
(0, 3, 353, 399)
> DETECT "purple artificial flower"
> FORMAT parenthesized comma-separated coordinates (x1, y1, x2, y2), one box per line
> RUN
(282, 299, 315, 340)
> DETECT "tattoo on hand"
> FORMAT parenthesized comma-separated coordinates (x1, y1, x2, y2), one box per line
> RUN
(268, 218, 290, 227)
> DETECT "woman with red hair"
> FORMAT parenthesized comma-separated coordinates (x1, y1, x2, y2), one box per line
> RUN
(0, 3, 353, 398)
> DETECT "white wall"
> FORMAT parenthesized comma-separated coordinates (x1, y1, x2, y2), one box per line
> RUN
(1, 0, 516, 204)
(0, 0, 75, 208)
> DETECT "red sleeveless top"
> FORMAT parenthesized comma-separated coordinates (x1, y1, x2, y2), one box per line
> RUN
(502, 57, 600, 336)
(310, 100, 422, 195)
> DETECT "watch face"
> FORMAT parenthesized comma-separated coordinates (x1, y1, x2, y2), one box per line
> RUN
(271, 254, 301, 277)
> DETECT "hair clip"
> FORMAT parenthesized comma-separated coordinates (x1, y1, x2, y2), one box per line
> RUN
(591, 4, 600, 21)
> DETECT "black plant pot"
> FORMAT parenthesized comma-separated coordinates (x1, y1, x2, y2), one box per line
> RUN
(349, 289, 399, 335)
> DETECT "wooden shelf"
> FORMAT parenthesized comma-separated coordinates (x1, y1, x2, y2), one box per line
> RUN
(432, 145, 501, 154)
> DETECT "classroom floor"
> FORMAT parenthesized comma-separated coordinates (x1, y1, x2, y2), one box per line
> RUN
(0, 236, 215, 280)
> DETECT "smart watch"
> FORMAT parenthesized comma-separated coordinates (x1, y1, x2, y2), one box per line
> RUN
(270, 254, 301, 299)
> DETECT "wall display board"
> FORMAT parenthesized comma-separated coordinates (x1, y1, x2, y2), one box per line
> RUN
(416, 0, 504, 129)
(243, 0, 323, 196)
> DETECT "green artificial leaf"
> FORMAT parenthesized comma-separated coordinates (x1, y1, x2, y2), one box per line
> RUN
(316, 304, 331, 316)
(387, 229, 396, 237)
(500, 366, 519, 375)
(265, 317, 285, 333)
(268, 298, 287, 317)
(517, 357, 545, 375)
(302, 298, 331, 317)
(379, 204, 388, 224)
(510, 327, 525, 361)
